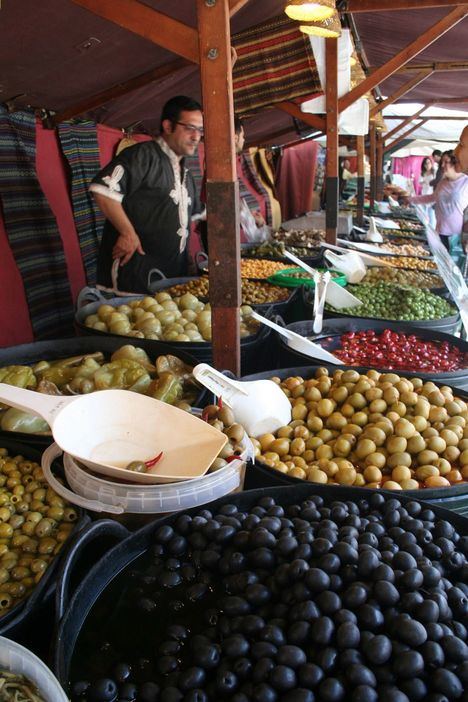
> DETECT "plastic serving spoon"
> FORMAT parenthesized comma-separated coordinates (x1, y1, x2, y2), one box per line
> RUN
(193, 363, 292, 436)
(0, 385, 227, 484)
(282, 250, 364, 308)
(249, 311, 341, 365)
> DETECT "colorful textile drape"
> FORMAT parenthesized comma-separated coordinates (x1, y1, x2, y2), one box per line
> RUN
(275, 140, 319, 222)
(232, 16, 321, 116)
(240, 152, 273, 226)
(58, 121, 105, 284)
(392, 156, 425, 195)
(250, 148, 282, 229)
(0, 107, 74, 339)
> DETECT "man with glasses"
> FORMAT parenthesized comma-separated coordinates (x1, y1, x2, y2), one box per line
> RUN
(90, 95, 204, 293)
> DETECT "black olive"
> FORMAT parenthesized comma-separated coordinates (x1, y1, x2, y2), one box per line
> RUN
(87, 679, 118, 702)
(399, 568, 424, 591)
(71, 681, 89, 699)
(251, 642, 278, 660)
(431, 668, 463, 698)
(318, 554, 341, 574)
(154, 525, 175, 544)
(351, 685, 378, 702)
(315, 647, 338, 673)
(343, 584, 368, 609)
(377, 687, 409, 702)
(159, 640, 181, 656)
(392, 650, 425, 679)
(289, 600, 320, 622)
(336, 621, 361, 649)
(276, 645, 307, 669)
(421, 641, 445, 669)
(192, 643, 220, 670)
(298, 663, 324, 689)
(399, 678, 428, 702)
(310, 616, 335, 645)
(357, 604, 384, 631)
(281, 689, 315, 702)
(362, 634, 392, 665)
(373, 580, 399, 606)
(157, 656, 178, 675)
(334, 609, 357, 626)
(112, 663, 132, 684)
(339, 649, 363, 667)
(440, 635, 468, 663)
(316, 591, 342, 615)
(159, 687, 183, 702)
(138, 682, 160, 702)
(317, 677, 345, 702)
(305, 568, 331, 593)
(119, 682, 138, 701)
(216, 670, 239, 694)
(287, 621, 311, 645)
(395, 617, 427, 646)
(251, 682, 278, 702)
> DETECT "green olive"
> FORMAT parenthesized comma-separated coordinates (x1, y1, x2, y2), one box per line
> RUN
(126, 461, 147, 473)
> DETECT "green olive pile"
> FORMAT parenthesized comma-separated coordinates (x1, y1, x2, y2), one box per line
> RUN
(0, 449, 77, 615)
(84, 292, 259, 342)
(272, 228, 325, 249)
(203, 404, 247, 472)
(164, 276, 289, 305)
(381, 228, 423, 239)
(326, 282, 455, 321)
(0, 349, 198, 435)
(243, 241, 321, 258)
(377, 256, 436, 271)
(252, 368, 468, 490)
(361, 267, 444, 289)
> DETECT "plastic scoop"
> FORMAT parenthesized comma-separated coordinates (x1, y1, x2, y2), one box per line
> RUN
(337, 238, 387, 256)
(249, 311, 341, 365)
(366, 217, 383, 243)
(0, 385, 227, 484)
(282, 249, 363, 308)
(312, 270, 331, 334)
(321, 242, 395, 268)
(193, 363, 292, 436)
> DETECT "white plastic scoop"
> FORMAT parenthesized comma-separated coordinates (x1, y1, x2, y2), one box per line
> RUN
(0, 384, 227, 484)
(282, 249, 364, 308)
(249, 311, 341, 364)
(366, 217, 384, 243)
(193, 363, 292, 436)
(321, 242, 396, 268)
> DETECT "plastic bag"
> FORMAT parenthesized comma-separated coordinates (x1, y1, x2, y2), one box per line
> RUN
(324, 249, 367, 283)
(239, 199, 270, 244)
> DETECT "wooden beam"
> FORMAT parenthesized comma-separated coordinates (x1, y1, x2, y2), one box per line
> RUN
(392, 60, 468, 74)
(356, 134, 365, 226)
(385, 114, 467, 121)
(52, 58, 190, 124)
(398, 96, 468, 104)
(343, 0, 468, 11)
(338, 6, 468, 112)
(325, 38, 339, 246)
(370, 70, 433, 117)
(71, 0, 199, 64)
(385, 118, 429, 152)
(376, 132, 384, 201)
(197, 0, 240, 375)
(384, 105, 427, 141)
(229, 0, 250, 16)
(277, 102, 326, 131)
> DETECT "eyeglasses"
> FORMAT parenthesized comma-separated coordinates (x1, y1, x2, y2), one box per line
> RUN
(175, 121, 204, 138)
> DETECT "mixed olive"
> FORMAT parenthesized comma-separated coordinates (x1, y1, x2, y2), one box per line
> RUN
(84, 292, 259, 341)
(0, 449, 77, 616)
(0, 349, 199, 434)
(253, 367, 468, 490)
(163, 277, 290, 306)
(361, 268, 444, 290)
(325, 282, 455, 322)
(378, 243, 430, 258)
(376, 257, 437, 271)
(240, 260, 292, 279)
(70, 491, 468, 702)
(272, 228, 325, 249)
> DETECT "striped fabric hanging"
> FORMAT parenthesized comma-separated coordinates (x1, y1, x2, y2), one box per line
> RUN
(0, 107, 74, 340)
(58, 121, 105, 285)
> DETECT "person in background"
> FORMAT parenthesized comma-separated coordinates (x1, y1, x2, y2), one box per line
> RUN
(339, 158, 357, 200)
(90, 95, 204, 293)
(419, 157, 434, 195)
(455, 125, 468, 174)
(430, 149, 443, 189)
(409, 150, 468, 266)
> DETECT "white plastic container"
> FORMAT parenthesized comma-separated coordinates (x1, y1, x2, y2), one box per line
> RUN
(42, 435, 252, 515)
(0, 636, 68, 702)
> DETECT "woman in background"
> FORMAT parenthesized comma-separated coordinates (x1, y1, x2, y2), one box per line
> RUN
(419, 157, 434, 195)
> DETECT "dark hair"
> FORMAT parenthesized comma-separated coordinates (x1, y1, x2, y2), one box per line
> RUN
(421, 157, 433, 176)
(160, 95, 202, 132)
(234, 115, 243, 135)
(432, 149, 442, 158)
(441, 149, 457, 167)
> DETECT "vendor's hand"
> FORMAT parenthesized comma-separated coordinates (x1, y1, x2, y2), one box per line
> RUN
(112, 232, 145, 266)
(253, 210, 265, 227)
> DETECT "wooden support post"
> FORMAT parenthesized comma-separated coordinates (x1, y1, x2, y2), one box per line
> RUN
(343, 0, 468, 11)
(325, 38, 339, 245)
(369, 123, 377, 208)
(196, 0, 240, 375)
(356, 135, 365, 226)
(376, 133, 384, 201)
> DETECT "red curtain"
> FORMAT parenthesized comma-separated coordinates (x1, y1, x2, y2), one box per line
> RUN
(392, 156, 425, 195)
(275, 141, 318, 222)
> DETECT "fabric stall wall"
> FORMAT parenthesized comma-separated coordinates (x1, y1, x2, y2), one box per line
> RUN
(275, 140, 319, 222)
(392, 156, 425, 195)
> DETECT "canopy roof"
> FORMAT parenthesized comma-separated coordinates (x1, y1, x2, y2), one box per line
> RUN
(0, 1, 467, 144)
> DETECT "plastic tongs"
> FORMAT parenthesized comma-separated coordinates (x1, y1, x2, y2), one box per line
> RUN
(249, 311, 341, 364)
(312, 269, 331, 334)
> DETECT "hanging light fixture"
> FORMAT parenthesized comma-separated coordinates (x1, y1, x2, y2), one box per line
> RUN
(284, 0, 335, 22)
(299, 10, 342, 38)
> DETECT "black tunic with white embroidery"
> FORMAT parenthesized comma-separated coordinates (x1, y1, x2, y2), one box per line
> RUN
(91, 140, 201, 293)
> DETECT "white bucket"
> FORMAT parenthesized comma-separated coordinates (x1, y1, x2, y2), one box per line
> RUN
(0, 637, 68, 702)
(42, 435, 252, 515)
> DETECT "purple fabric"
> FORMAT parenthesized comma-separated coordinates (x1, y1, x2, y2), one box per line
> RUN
(392, 156, 425, 195)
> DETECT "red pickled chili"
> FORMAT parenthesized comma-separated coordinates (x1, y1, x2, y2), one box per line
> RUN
(330, 329, 468, 373)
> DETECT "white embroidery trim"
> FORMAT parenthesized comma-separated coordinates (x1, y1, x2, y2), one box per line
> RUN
(102, 165, 125, 193)
(156, 136, 191, 253)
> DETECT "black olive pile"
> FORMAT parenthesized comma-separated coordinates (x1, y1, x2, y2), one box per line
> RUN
(71, 493, 468, 702)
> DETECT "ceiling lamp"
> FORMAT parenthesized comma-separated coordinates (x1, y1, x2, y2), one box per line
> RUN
(299, 11, 342, 38)
(285, 0, 335, 22)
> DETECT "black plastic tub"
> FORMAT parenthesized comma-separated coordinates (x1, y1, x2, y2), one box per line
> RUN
(53, 483, 468, 689)
(302, 286, 461, 335)
(0, 337, 200, 448)
(0, 439, 89, 639)
(75, 297, 273, 376)
(241, 365, 468, 512)
(276, 318, 468, 391)
(241, 243, 324, 267)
